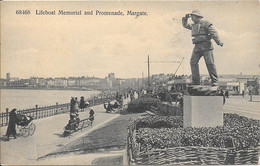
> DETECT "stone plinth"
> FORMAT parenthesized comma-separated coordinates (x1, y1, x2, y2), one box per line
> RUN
(183, 96, 223, 128)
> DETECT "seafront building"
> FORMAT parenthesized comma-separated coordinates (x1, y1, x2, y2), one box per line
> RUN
(0, 73, 259, 94)
(0, 73, 135, 90)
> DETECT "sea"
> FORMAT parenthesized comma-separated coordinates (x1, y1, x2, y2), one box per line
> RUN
(0, 89, 100, 113)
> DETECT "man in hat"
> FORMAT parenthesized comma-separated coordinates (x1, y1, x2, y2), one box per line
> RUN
(182, 10, 223, 86)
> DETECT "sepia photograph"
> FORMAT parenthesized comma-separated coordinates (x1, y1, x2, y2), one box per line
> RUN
(0, 0, 259, 165)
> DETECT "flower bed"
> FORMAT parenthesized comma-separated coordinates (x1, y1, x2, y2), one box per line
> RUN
(135, 113, 259, 152)
(127, 113, 259, 165)
(224, 113, 259, 128)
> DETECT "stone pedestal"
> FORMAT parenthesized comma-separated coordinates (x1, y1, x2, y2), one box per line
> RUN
(183, 96, 223, 128)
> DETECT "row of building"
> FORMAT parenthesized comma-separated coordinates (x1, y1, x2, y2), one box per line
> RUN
(148, 73, 260, 95)
(1, 73, 133, 90)
(1, 73, 259, 94)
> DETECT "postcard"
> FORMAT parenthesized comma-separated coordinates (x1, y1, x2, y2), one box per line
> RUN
(1, 1, 259, 165)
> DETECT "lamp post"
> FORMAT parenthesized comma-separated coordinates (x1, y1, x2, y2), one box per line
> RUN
(148, 55, 150, 93)
(147, 55, 183, 93)
(248, 85, 253, 102)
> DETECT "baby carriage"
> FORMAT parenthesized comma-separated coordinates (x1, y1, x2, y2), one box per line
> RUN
(16, 114, 36, 137)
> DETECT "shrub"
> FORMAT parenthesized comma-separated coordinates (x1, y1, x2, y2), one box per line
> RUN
(127, 97, 161, 113)
(135, 116, 183, 129)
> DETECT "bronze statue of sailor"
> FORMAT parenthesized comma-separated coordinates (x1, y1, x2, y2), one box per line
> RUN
(182, 10, 223, 95)
(182, 10, 223, 86)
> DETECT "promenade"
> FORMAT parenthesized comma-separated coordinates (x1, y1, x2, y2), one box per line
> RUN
(38, 95, 260, 165)
(37, 111, 143, 165)
(1, 99, 127, 165)
(223, 95, 260, 120)
(1, 95, 259, 165)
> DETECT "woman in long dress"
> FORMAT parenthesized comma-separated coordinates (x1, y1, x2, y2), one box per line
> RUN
(79, 96, 86, 111)
(6, 108, 18, 141)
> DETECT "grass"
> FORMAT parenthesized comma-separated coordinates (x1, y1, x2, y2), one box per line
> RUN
(91, 155, 123, 165)
(51, 110, 143, 155)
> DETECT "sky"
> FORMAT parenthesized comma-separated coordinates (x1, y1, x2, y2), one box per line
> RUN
(1, 1, 260, 79)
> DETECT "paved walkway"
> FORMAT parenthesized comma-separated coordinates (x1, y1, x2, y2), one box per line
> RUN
(223, 95, 260, 119)
(37, 111, 142, 165)
(1, 99, 128, 165)
(37, 150, 125, 165)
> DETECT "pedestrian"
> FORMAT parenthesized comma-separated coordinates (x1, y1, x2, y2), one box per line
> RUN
(6, 108, 18, 141)
(116, 91, 119, 101)
(165, 92, 172, 105)
(68, 113, 80, 131)
(74, 97, 79, 113)
(79, 96, 86, 111)
(104, 100, 114, 113)
(221, 90, 226, 105)
(119, 95, 124, 108)
(89, 108, 94, 126)
(70, 97, 75, 119)
(176, 93, 182, 107)
(179, 95, 183, 108)
(182, 10, 223, 86)
(242, 90, 245, 98)
(130, 93, 135, 101)
(70, 97, 75, 112)
(225, 90, 229, 98)
(249, 89, 253, 101)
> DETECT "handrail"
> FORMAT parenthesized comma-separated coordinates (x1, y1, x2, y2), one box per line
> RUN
(0, 95, 116, 127)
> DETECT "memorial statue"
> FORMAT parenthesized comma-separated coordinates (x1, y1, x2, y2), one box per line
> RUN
(182, 10, 223, 86)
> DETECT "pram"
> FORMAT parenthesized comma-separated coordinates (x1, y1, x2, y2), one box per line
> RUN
(16, 114, 36, 137)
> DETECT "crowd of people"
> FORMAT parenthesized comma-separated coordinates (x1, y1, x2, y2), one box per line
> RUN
(103, 91, 127, 113)
(64, 89, 134, 132)
(64, 96, 93, 133)
(103, 89, 146, 113)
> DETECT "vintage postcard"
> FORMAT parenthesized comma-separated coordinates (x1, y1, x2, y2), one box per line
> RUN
(1, 0, 259, 165)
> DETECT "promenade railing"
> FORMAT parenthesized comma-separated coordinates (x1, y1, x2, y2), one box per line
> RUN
(0, 96, 116, 127)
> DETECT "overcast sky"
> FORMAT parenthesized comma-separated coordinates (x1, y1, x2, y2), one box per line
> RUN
(1, 1, 259, 79)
